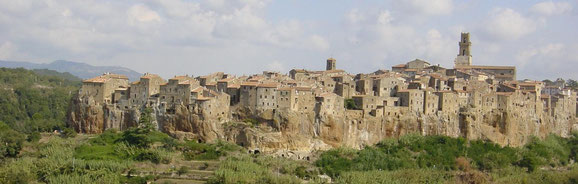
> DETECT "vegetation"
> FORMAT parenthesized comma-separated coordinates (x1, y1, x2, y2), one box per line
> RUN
(1, 67, 577, 183)
(0, 68, 80, 134)
(316, 133, 578, 184)
(208, 155, 311, 184)
(344, 98, 359, 110)
(0, 121, 25, 159)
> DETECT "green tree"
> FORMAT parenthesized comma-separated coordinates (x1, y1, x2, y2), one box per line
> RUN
(120, 128, 152, 148)
(0, 121, 25, 159)
(61, 127, 77, 138)
(138, 107, 155, 132)
(344, 99, 359, 110)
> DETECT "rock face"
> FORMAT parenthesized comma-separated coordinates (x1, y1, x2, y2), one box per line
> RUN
(68, 93, 577, 159)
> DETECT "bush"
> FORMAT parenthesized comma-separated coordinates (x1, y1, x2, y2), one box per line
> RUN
(344, 99, 359, 110)
(177, 166, 190, 176)
(119, 128, 152, 148)
(182, 140, 240, 161)
(208, 155, 301, 184)
(60, 127, 77, 138)
(0, 121, 26, 159)
(134, 151, 161, 164)
(27, 131, 41, 143)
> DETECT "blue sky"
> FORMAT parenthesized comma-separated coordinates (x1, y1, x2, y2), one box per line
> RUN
(0, 0, 576, 80)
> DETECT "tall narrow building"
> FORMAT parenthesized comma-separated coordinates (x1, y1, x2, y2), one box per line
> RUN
(454, 32, 472, 67)
(326, 57, 336, 70)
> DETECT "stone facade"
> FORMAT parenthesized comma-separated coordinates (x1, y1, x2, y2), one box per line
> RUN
(70, 33, 577, 157)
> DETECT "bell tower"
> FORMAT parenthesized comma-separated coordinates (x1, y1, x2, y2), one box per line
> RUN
(326, 58, 336, 70)
(454, 32, 472, 67)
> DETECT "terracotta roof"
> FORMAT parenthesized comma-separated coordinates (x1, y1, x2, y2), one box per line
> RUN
(278, 86, 312, 91)
(83, 74, 128, 83)
(218, 78, 235, 82)
(179, 80, 196, 85)
(541, 94, 550, 99)
(323, 69, 346, 74)
(295, 86, 312, 91)
(205, 82, 217, 86)
(227, 84, 240, 89)
(195, 97, 211, 101)
(455, 65, 515, 70)
(392, 64, 406, 68)
(141, 73, 161, 79)
(171, 75, 190, 80)
(131, 81, 140, 85)
(257, 83, 279, 88)
(240, 82, 258, 86)
(317, 92, 335, 98)
(191, 86, 203, 93)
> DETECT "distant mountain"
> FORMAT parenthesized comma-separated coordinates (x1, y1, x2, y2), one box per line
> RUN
(0, 60, 141, 81)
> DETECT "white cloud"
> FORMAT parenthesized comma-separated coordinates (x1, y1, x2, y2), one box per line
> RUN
(346, 9, 366, 24)
(127, 4, 161, 24)
(308, 35, 330, 51)
(516, 43, 564, 63)
(266, 60, 285, 72)
(0, 41, 17, 60)
(377, 11, 394, 25)
(399, 0, 453, 15)
(531, 1, 573, 16)
(483, 8, 538, 40)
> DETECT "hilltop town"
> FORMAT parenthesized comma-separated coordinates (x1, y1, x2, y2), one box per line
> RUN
(69, 33, 577, 159)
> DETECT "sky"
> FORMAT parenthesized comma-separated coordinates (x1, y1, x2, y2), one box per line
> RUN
(0, 0, 577, 80)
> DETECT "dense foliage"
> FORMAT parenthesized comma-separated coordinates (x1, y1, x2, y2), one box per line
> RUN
(0, 121, 25, 159)
(316, 133, 578, 183)
(208, 155, 317, 184)
(0, 68, 80, 133)
(344, 99, 359, 110)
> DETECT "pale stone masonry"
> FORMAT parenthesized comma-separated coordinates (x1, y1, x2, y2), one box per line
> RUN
(79, 33, 576, 121)
(74, 33, 577, 156)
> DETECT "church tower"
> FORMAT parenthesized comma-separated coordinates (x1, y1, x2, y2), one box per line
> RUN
(454, 32, 472, 67)
(326, 58, 336, 70)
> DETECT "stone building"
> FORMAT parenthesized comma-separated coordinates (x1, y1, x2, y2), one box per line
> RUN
(315, 93, 345, 116)
(198, 72, 228, 86)
(373, 76, 405, 97)
(239, 82, 259, 110)
(159, 75, 198, 107)
(454, 32, 472, 67)
(256, 83, 280, 110)
(352, 95, 381, 114)
(331, 75, 356, 99)
(397, 89, 424, 113)
(80, 73, 129, 105)
(326, 58, 336, 70)
(423, 89, 439, 115)
(277, 87, 315, 111)
(436, 91, 459, 114)
(129, 73, 165, 107)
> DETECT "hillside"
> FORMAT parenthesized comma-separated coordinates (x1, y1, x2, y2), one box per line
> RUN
(0, 60, 142, 80)
(0, 68, 80, 133)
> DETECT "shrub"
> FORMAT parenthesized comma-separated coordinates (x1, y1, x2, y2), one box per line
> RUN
(0, 121, 26, 159)
(60, 127, 77, 138)
(119, 128, 152, 148)
(134, 151, 161, 164)
(177, 166, 190, 176)
(344, 99, 359, 110)
(27, 131, 41, 143)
